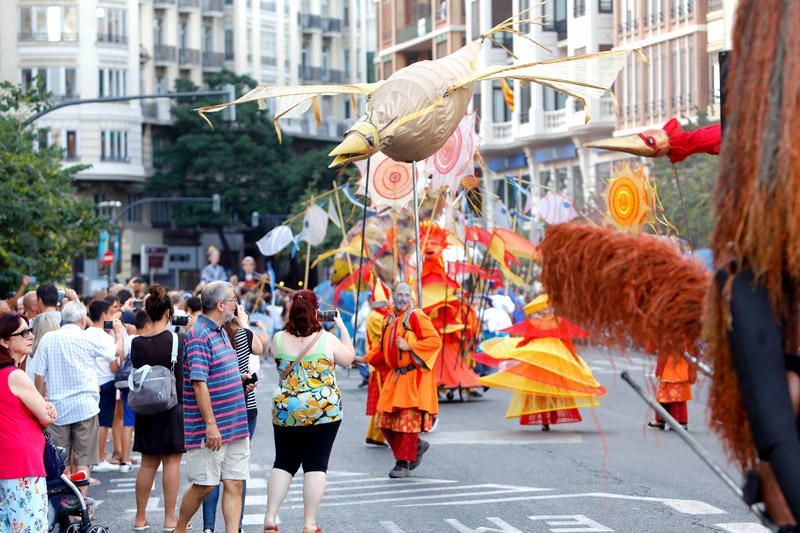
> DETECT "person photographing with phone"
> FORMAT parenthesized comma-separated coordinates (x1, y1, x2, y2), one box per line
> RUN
(262, 289, 355, 533)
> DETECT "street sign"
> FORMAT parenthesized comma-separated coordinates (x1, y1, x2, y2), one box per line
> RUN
(102, 250, 115, 265)
(140, 245, 169, 275)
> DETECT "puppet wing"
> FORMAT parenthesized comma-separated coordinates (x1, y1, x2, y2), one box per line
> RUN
(195, 83, 382, 140)
(448, 49, 644, 123)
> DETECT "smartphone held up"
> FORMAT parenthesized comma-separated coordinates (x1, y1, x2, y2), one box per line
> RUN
(318, 309, 338, 323)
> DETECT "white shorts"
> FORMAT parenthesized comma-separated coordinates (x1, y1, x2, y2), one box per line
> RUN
(184, 437, 250, 486)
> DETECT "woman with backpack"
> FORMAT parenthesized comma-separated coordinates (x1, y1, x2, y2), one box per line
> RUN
(0, 313, 57, 532)
(130, 285, 186, 531)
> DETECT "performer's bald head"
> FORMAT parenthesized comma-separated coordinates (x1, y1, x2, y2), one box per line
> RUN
(393, 283, 412, 312)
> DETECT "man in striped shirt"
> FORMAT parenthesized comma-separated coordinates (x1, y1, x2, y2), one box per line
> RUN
(175, 281, 250, 533)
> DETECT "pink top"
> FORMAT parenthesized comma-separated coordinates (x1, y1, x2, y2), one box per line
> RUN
(0, 366, 45, 479)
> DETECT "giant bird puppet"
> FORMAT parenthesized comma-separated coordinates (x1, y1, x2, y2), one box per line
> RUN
(196, 14, 643, 168)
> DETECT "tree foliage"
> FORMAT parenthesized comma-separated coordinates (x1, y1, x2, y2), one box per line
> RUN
(648, 113, 719, 249)
(0, 81, 104, 292)
(147, 71, 340, 250)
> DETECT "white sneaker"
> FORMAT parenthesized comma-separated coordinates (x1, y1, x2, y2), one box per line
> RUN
(119, 462, 133, 473)
(92, 460, 119, 472)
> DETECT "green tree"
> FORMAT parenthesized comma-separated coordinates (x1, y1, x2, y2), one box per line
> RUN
(147, 70, 340, 255)
(0, 81, 104, 292)
(648, 113, 719, 249)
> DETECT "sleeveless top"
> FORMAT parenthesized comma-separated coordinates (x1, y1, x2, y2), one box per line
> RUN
(271, 331, 342, 427)
(0, 366, 45, 479)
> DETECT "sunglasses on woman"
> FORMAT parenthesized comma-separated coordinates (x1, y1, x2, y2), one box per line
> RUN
(6, 328, 34, 339)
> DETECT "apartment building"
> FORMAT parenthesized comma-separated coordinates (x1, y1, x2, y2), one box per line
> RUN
(0, 0, 370, 288)
(375, 0, 467, 79)
(468, 0, 617, 230)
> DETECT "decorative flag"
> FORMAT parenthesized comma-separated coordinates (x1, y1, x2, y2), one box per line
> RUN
(300, 204, 329, 246)
(356, 152, 424, 211)
(493, 227, 542, 262)
(426, 112, 477, 193)
(256, 225, 294, 256)
(493, 199, 513, 229)
(487, 234, 525, 287)
(327, 199, 342, 229)
(341, 183, 377, 214)
(536, 192, 578, 225)
(500, 79, 514, 112)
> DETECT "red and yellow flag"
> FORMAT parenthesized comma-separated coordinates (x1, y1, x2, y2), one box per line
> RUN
(500, 79, 515, 112)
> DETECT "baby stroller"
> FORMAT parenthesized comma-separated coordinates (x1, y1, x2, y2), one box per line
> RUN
(44, 431, 108, 533)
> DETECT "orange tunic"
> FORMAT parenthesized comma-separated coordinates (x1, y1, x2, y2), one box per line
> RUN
(365, 308, 443, 418)
(366, 309, 391, 416)
(655, 353, 697, 403)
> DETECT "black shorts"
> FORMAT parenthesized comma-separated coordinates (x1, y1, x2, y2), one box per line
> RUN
(272, 420, 341, 476)
(98, 381, 117, 427)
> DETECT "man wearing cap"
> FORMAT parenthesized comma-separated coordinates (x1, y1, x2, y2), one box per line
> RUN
(364, 283, 442, 478)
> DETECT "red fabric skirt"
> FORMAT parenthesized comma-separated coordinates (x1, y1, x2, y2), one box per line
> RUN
(520, 408, 582, 426)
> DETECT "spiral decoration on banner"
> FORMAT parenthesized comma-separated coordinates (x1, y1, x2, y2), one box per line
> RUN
(373, 156, 414, 201)
(433, 126, 463, 175)
(606, 163, 655, 231)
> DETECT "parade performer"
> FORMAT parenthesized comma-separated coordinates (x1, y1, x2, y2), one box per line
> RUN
(648, 352, 696, 431)
(364, 283, 442, 478)
(474, 295, 606, 431)
(364, 278, 392, 447)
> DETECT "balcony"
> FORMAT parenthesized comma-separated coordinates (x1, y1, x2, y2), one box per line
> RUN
(260, 56, 277, 66)
(321, 17, 342, 34)
(179, 47, 200, 65)
(154, 44, 177, 64)
(321, 69, 343, 83)
(178, 0, 199, 10)
(397, 16, 430, 44)
(18, 32, 79, 42)
(298, 13, 321, 31)
(486, 121, 512, 144)
(97, 34, 128, 45)
(202, 0, 223, 14)
(543, 109, 566, 130)
(203, 51, 225, 69)
(153, 0, 176, 6)
(298, 65, 322, 81)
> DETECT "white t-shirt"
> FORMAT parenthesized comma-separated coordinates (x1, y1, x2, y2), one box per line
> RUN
(84, 327, 118, 386)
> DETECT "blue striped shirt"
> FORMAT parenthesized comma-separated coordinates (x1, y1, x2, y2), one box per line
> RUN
(182, 315, 249, 449)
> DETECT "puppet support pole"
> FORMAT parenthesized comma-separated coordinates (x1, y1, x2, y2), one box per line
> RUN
(352, 157, 371, 336)
(621, 371, 775, 529)
(412, 162, 424, 305)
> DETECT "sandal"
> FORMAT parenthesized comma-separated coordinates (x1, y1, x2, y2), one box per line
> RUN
(301, 528, 321, 533)
(647, 421, 666, 430)
(263, 526, 279, 533)
(133, 523, 150, 531)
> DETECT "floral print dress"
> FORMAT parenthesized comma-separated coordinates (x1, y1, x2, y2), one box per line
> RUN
(272, 331, 343, 427)
(0, 477, 48, 532)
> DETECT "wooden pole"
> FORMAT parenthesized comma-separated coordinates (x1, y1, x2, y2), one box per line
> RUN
(411, 162, 423, 305)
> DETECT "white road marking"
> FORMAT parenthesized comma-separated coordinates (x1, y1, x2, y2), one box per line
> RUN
(529, 515, 613, 532)
(108, 488, 135, 494)
(379, 521, 409, 533)
(445, 516, 524, 532)
(713, 524, 772, 532)
(280, 483, 553, 503)
(399, 492, 727, 514)
(289, 487, 553, 509)
(425, 430, 582, 445)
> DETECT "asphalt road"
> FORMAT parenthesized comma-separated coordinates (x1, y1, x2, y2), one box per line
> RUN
(87, 346, 769, 532)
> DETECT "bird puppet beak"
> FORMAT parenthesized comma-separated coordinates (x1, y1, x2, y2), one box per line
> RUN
(584, 129, 669, 158)
(328, 122, 379, 167)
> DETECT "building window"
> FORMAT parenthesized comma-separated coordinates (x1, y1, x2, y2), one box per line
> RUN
(599, 0, 613, 13)
(543, 87, 566, 111)
(19, 5, 77, 42)
(574, 0, 586, 18)
(540, 170, 552, 189)
(556, 167, 568, 193)
(519, 82, 531, 123)
(154, 17, 164, 45)
(344, 99, 351, 120)
(94, 193, 114, 218)
(572, 166, 584, 210)
(343, 47, 350, 75)
(224, 29, 234, 60)
(437, 0, 447, 21)
(100, 130, 129, 162)
(470, 0, 481, 40)
(98, 69, 127, 97)
(65, 130, 77, 160)
(203, 25, 213, 52)
(20, 67, 79, 98)
(180, 21, 188, 50)
(127, 193, 142, 223)
(97, 7, 127, 44)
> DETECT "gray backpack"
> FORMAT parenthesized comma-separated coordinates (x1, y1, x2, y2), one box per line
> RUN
(127, 331, 179, 415)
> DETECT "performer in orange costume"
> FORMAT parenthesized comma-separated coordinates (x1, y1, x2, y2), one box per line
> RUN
(365, 283, 443, 478)
(364, 278, 392, 446)
(649, 353, 696, 431)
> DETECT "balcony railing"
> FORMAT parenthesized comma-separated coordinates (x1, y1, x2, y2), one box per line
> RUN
(202, 0, 223, 12)
(298, 13, 321, 29)
(154, 44, 177, 62)
(490, 121, 512, 142)
(97, 34, 128, 45)
(321, 17, 342, 33)
(203, 51, 225, 68)
(153, 0, 176, 5)
(397, 16, 430, 43)
(179, 48, 200, 65)
(260, 56, 277, 66)
(543, 109, 566, 129)
(18, 32, 79, 42)
(321, 69, 343, 83)
(298, 65, 322, 80)
(179, 0, 199, 9)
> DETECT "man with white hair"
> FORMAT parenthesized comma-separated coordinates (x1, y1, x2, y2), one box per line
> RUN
(30, 301, 120, 490)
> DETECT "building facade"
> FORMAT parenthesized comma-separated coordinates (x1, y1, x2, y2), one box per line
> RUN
(0, 0, 370, 290)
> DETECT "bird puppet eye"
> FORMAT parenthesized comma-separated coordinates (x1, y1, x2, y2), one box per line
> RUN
(645, 136, 656, 146)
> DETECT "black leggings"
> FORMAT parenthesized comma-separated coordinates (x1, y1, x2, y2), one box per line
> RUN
(272, 420, 341, 476)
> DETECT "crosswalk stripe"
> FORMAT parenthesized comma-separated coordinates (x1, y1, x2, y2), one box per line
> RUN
(714, 524, 771, 532)
(285, 479, 457, 495)
(286, 487, 552, 509)
(280, 483, 553, 504)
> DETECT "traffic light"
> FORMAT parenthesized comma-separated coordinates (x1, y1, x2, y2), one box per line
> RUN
(211, 193, 221, 213)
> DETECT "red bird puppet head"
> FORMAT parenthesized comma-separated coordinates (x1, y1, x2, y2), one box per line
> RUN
(585, 118, 721, 164)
